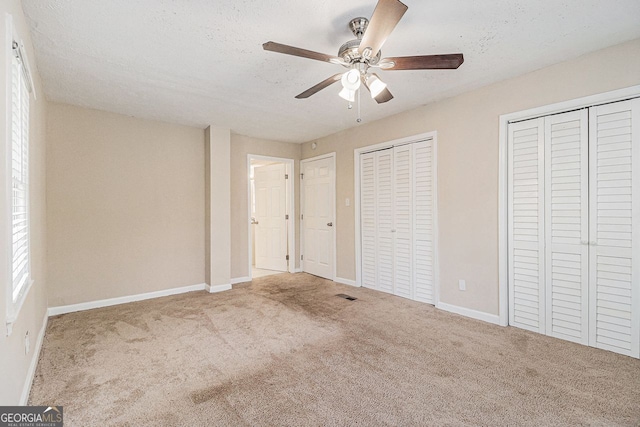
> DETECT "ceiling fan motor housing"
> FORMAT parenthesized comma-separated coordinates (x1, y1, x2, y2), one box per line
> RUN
(338, 39, 381, 65)
(339, 17, 381, 66)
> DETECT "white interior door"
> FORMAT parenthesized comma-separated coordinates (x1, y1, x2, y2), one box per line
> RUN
(508, 118, 546, 333)
(544, 110, 589, 344)
(413, 140, 436, 304)
(393, 145, 412, 299)
(254, 163, 288, 272)
(376, 149, 395, 294)
(359, 139, 436, 303)
(589, 99, 640, 358)
(507, 97, 640, 358)
(302, 156, 335, 280)
(360, 152, 378, 289)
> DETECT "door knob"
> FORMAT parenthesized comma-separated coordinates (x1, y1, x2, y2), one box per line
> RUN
(327, 222, 333, 227)
(251, 217, 259, 225)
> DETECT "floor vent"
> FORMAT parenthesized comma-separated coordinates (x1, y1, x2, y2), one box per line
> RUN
(336, 294, 357, 301)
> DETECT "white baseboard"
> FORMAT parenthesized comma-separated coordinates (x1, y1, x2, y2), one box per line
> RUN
(334, 277, 358, 287)
(20, 312, 48, 405)
(47, 283, 207, 316)
(230, 276, 250, 285)
(292, 268, 302, 273)
(205, 283, 232, 293)
(436, 301, 500, 325)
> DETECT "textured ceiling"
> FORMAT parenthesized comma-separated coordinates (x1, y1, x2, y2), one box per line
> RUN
(21, 0, 640, 143)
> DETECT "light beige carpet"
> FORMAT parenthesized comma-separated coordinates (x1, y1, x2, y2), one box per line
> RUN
(30, 273, 640, 426)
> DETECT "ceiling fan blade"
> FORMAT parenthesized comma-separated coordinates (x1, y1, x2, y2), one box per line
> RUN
(295, 74, 343, 99)
(362, 73, 394, 104)
(263, 41, 344, 65)
(379, 54, 464, 70)
(358, 0, 408, 59)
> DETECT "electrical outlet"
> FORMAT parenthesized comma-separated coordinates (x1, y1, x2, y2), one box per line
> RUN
(345, 198, 350, 207)
(459, 280, 466, 291)
(24, 331, 30, 355)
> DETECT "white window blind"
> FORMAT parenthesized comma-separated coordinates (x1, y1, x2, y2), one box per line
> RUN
(11, 44, 31, 302)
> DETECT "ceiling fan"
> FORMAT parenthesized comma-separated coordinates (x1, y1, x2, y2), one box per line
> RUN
(263, 0, 464, 104)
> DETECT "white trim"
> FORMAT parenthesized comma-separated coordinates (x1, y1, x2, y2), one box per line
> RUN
(300, 152, 337, 281)
(432, 138, 440, 305)
(354, 150, 361, 287)
(47, 283, 208, 316)
(19, 312, 47, 405)
(3, 14, 13, 334)
(230, 276, 250, 285)
(436, 301, 501, 326)
(354, 131, 438, 299)
(247, 154, 296, 280)
(205, 283, 232, 293)
(498, 85, 640, 329)
(293, 268, 302, 273)
(498, 112, 509, 327)
(334, 277, 357, 287)
(300, 152, 337, 163)
(501, 85, 640, 125)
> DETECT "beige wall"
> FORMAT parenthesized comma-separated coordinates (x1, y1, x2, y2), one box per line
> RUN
(302, 38, 640, 316)
(230, 134, 301, 279)
(0, 0, 49, 405)
(46, 104, 205, 307)
(205, 126, 231, 287)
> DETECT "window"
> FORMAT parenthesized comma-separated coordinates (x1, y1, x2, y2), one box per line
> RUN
(5, 27, 35, 330)
(11, 45, 31, 303)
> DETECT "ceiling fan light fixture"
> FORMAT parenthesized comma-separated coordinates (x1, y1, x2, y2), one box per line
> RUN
(366, 74, 387, 98)
(339, 87, 356, 102)
(341, 69, 361, 91)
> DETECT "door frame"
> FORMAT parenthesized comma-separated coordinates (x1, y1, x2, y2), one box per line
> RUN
(247, 154, 296, 280)
(354, 132, 439, 303)
(498, 84, 640, 327)
(300, 152, 337, 281)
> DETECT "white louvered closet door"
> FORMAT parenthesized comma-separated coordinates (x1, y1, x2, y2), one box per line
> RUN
(544, 110, 589, 344)
(393, 144, 413, 299)
(413, 140, 435, 303)
(360, 138, 436, 302)
(589, 99, 640, 358)
(361, 152, 378, 290)
(376, 149, 395, 294)
(508, 118, 546, 333)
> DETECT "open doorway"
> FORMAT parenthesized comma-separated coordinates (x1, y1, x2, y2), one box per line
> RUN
(248, 155, 295, 280)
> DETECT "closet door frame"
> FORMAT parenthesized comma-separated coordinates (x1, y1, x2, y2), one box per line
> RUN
(499, 84, 640, 328)
(354, 131, 439, 303)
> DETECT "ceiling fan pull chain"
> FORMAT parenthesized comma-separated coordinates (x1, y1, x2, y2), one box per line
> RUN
(357, 87, 362, 123)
